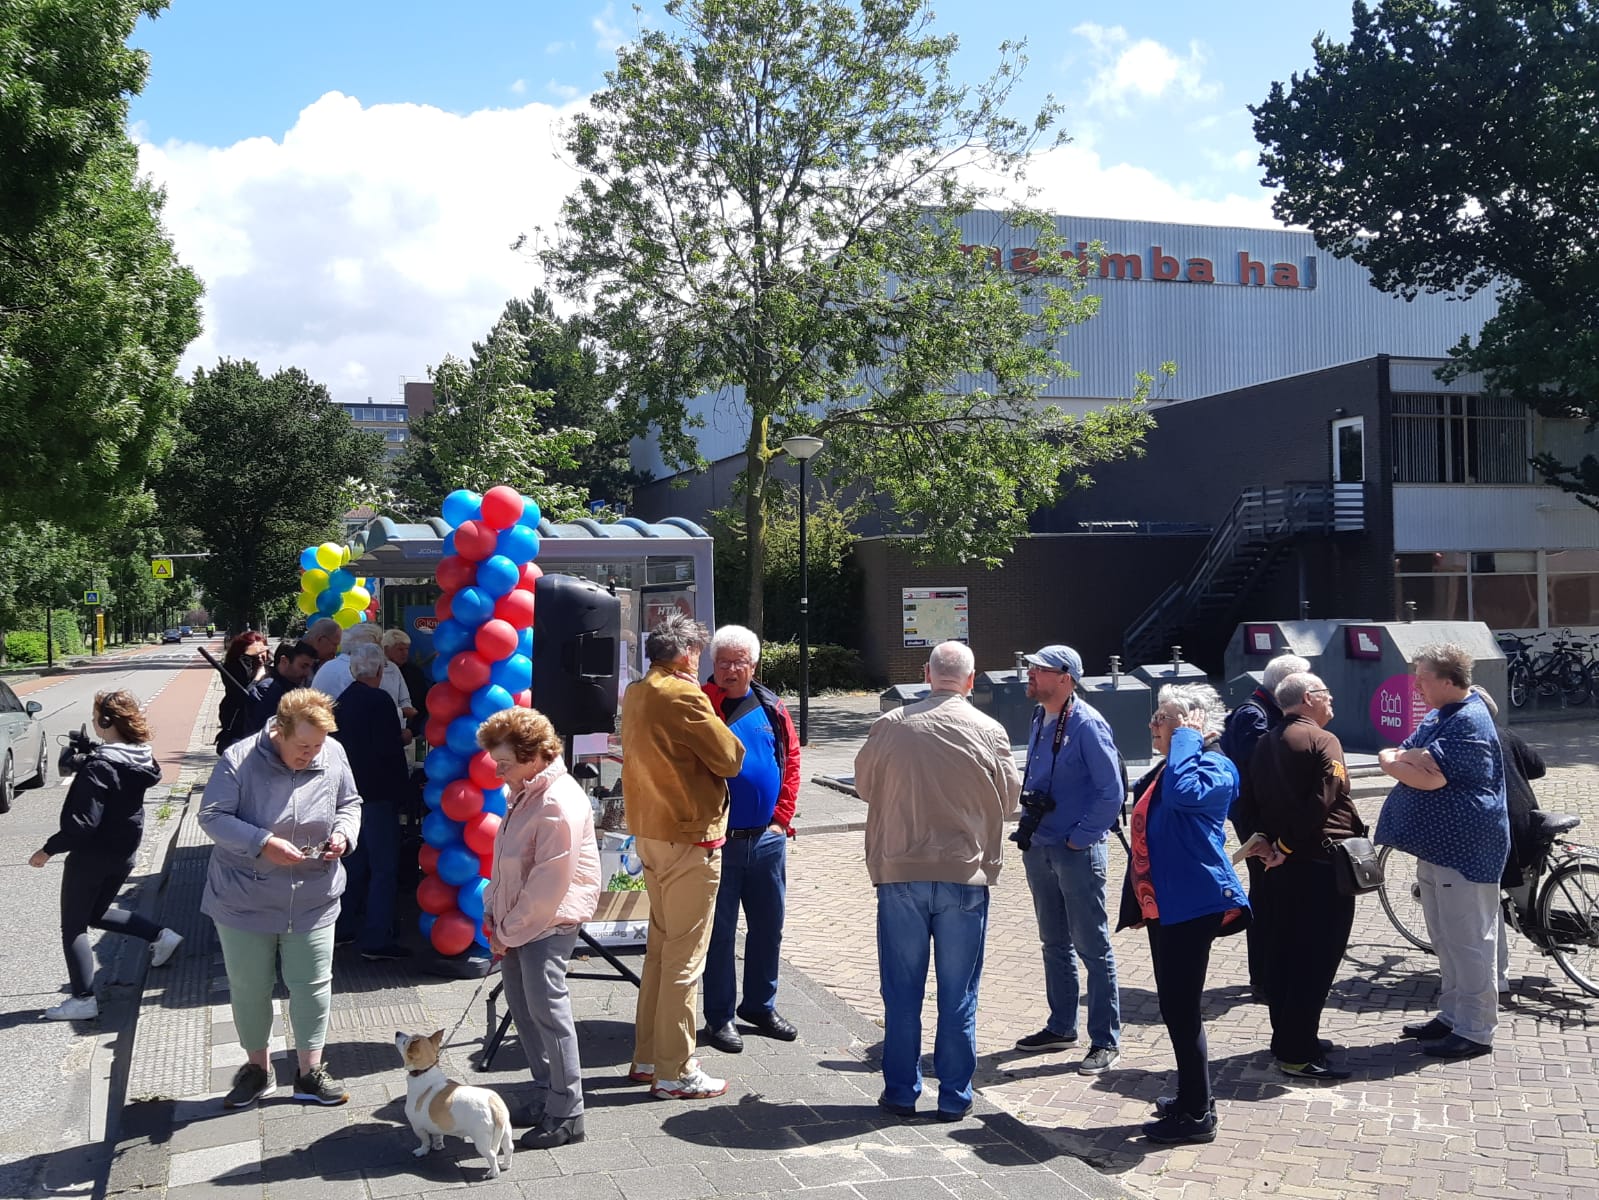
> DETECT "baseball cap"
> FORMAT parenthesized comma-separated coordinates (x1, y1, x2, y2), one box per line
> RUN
(1023, 644, 1083, 680)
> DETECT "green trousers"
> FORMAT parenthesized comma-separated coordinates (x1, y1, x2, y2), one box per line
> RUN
(214, 922, 336, 1052)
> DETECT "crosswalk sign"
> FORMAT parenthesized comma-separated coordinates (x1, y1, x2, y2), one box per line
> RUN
(83, 590, 100, 605)
(151, 558, 174, 579)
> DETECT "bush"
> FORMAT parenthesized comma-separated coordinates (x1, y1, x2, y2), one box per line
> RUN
(756, 642, 869, 694)
(5, 631, 47, 663)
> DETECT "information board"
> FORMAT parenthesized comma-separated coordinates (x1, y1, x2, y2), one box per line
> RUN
(902, 587, 969, 648)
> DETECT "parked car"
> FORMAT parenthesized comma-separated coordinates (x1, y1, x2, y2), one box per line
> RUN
(179, 625, 193, 638)
(0, 679, 48, 814)
(162, 629, 183, 644)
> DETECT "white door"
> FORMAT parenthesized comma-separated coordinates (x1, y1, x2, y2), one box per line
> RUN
(1330, 416, 1365, 531)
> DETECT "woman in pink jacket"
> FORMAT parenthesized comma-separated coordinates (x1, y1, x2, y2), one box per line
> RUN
(478, 708, 601, 1150)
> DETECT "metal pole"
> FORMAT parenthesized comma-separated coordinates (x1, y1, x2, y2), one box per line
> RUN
(46, 605, 54, 670)
(798, 456, 810, 747)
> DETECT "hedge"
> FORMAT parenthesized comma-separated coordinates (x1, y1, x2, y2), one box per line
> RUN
(754, 642, 869, 694)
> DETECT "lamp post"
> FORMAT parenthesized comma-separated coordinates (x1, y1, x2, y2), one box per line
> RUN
(781, 434, 824, 746)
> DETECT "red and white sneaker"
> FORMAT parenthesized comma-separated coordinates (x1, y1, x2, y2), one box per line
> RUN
(651, 1062, 728, 1100)
(628, 1062, 655, 1083)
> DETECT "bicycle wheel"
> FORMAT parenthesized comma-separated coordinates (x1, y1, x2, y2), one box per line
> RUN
(1508, 662, 1530, 709)
(1377, 846, 1433, 953)
(1539, 860, 1599, 997)
(1557, 655, 1592, 706)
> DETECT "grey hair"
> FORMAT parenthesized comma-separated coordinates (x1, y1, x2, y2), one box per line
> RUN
(1470, 683, 1499, 718)
(1416, 642, 1473, 688)
(382, 628, 411, 648)
(709, 624, 761, 665)
(307, 617, 342, 641)
(645, 611, 711, 667)
(1262, 653, 1312, 692)
(348, 642, 386, 680)
(927, 641, 975, 685)
(1274, 672, 1322, 710)
(1157, 682, 1227, 736)
(341, 624, 380, 649)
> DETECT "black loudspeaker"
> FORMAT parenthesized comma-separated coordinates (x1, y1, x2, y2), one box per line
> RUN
(532, 574, 622, 736)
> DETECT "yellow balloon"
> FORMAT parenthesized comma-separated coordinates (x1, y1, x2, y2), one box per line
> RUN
(333, 607, 362, 629)
(301, 568, 330, 594)
(315, 542, 343, 571)
(296, 592, 319, 615)
(341, 545, 353, 565)
(341, 586, 372, 611)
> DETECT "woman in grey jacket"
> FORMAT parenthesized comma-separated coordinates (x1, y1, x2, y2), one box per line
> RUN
(200, 688, 361, 1110)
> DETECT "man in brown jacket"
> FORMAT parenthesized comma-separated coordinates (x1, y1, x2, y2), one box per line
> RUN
(621, 613, 745, 1100)
(854, 641, 1022, 1121)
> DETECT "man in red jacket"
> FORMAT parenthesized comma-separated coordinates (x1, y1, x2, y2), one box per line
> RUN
(700, 624, 801, 1055)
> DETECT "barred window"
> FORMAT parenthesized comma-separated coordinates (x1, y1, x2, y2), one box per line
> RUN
(1391, 394, 1530, 483)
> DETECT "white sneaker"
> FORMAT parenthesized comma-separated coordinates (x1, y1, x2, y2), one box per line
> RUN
(651, 1062, 728, 1100)
(150, 928, 184, 967)
(45, 996, 98, 1021)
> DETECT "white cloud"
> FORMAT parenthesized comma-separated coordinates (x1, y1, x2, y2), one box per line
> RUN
(1071, 23, 1220, 114)
(545, 40, 575, 54)
(136, 91, 589, 404)
(509, 78, 527, 95)
(547, 80, 581, 101)
(593, 3, 623, 52)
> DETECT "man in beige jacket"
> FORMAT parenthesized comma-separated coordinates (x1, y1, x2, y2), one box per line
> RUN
(854, 641, 1022, 1122)
(621, 613, 745, 1100)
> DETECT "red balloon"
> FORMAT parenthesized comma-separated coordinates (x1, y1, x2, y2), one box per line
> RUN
(424, 716, 450, 747)
(428, 682, 470, 721)
(468, 750, 502, 790)
(464, 811, 501, 855)
(419, 845, 440, 876)
(442, 779, 485, 822)
(447, 651, 492, 693)
(430, 909, 476, 956)
(514, 690, 533, 709)
(480, 486, 525, 531)
(437, 555, 476, 592)
(493, 589, 535, 630)
(475, 618, 519, 661)
(435, 590, 457, 621)
(418, 875, 457, 915)
(478, 853, 495, 880)
(518, 562, 543, 590)
(455, 519, 499, 561)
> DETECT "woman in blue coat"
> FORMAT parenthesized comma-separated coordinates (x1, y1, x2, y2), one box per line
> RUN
(1117, 683, 1250, 1146)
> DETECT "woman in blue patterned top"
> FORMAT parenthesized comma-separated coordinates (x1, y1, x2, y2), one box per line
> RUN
(1375, 643, 1508, 1060)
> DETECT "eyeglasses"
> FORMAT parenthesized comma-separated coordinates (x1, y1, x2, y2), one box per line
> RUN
(296, 839, 330, 856)
(1308, 688, 1332, 698)
(1148, 713, 1179, 727)
(714, 659, 753, 671)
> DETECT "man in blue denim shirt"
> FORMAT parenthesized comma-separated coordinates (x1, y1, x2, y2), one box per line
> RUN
(1014, 644, 1125, 1074)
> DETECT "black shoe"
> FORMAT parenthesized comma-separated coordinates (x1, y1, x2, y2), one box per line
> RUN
(507, 1102, 545, 1128)
(1278, 1059, 1353, 1081)
(705, 1021, 744, 1054)
(936, 1105, 972, 1123)
(292, 1064, 349, 1106)
(1401, 1017, 1452, 1040)
(737, 1006, 798, 1041)
(877, 1095, 917, 1118)
(521, 1113, 585, 1149)
(1143, 1108, 1218, 1145)
(1422, 1033, 1492, 1060)
(1319, 1038, 1336, 1053)
(359, 944, 412, 961)
(1153, 1094, 1216, 1118)
(1014, 1028, 1077, 1051)
(222, 1063, 275, 1109)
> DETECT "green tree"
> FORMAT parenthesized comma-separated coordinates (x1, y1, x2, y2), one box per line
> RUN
(394, 316, 596, 521)
(157, 360, 385, 630)
(0, 0, 202, 527)
(541, 0, 1155, 633)
(1252, 0, 1599, 504)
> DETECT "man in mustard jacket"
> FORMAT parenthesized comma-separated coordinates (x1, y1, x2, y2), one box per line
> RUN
(622, 612, 745, 1100)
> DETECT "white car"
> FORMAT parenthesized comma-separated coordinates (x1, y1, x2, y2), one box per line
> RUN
(0, 679, 48, 813)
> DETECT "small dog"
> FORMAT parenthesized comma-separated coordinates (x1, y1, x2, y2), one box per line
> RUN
(395, 1030, 513, 1178)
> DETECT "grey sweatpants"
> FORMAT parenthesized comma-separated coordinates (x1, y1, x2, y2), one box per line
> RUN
(502, 929, 583, 1118)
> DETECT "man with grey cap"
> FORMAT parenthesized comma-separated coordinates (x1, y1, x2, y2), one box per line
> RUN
(1013, 644, 1124, 1074)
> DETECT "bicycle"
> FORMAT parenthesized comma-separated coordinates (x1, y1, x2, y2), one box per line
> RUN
(1378, 812, 1599, 995)
(1498, 632, 1593, 709)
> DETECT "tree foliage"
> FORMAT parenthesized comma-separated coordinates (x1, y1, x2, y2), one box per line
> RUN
(542, 0, 1154, 632)
(157, 360, 386, 630)
(0, 0, 202, 527)
(1252, 0, 1599, 505)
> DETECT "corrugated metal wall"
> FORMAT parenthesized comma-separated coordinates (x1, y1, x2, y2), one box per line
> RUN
(1393, 486, 1599, 552)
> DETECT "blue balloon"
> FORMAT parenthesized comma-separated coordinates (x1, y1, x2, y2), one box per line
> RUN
(445, 716, 481, 756)
(432, 618, 471, 657)
(495, 524, 539, 565)
(516, 499, 542, 529)
(299, 546, 320, 571)
(490, 652, 532, 694)
(422, 779, 446, 809)
(430, 653, 452, 683)
(442, 489, 482, 528)
(458, 877, 489, 921)
(421, 810, 465, 849)
(471, 684, 515, 722)
(474, 927, 491, 950)
(424, 746, 466, 783)
(481, 786, 508, 816)
(453, 586, 495, 627)
(315, 588, 343, 616)
(442, 530, 457, 557)
(437, 844, 480, 887)
(517, 627, 534, 658)
(418, 912, 437, 940)
(357, 611, 368, 622)
(327, 567, 355, 593)
(476, 555, 519, 598)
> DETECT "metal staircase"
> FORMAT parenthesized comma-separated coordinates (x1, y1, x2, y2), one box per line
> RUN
(1121, 482, 1359, 666)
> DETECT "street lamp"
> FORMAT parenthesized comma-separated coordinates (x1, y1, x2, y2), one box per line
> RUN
(781, 434, 824, 746)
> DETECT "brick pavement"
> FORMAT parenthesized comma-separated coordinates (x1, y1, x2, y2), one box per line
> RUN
(784, 709, 1599, 1200)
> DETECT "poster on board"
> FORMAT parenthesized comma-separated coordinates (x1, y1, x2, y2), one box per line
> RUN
(902, 587, 970, 648)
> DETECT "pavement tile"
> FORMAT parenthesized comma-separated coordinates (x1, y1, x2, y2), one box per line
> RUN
(168, 1139, 263, 1188)
(628, 1133, 735, 1166)
(166, 1182, 265, 1200)
(167, 1105, 269, 1154)
(609, 1165, 718, 1200)
(261, 1170, 368, 1200)
(777, 1150, 888, 1188)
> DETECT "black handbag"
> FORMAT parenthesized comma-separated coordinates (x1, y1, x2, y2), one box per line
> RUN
(1327, 836, 1384, 896)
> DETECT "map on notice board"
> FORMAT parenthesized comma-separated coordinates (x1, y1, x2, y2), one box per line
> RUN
(902, 588, 969, 648)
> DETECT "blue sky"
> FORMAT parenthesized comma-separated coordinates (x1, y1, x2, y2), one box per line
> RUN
(127, 0, 1364, 403)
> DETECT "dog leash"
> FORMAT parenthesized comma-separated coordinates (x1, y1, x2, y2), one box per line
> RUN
(439, 963, 499, 1049)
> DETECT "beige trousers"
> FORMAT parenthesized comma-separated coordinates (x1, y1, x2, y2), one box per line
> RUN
(632, 837, 722, 1080)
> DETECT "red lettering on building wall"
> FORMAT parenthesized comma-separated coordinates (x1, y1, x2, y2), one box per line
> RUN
(1271, 261, 1301, 288)
(960, 241, 1312, 288)
(1187, 258, 1215, 283)
(1238, 253, 1266, 287)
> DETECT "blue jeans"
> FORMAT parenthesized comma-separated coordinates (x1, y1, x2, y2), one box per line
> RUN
(1022, 840, 1120, 1049)
(337, 801, 399, 951)
(876, 881, 988, 1115)
(704, 829, 787, 1026)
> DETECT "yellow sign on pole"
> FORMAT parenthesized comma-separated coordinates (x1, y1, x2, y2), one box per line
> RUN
(96, 611, 105, 655)
(151, 558, 174, 579)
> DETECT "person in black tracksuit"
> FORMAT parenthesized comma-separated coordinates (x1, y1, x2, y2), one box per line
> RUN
(29, 691, 183, 1021)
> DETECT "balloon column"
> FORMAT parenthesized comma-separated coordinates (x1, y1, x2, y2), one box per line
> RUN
(416, 486, 543, 957)
(295, 542, 377, 629)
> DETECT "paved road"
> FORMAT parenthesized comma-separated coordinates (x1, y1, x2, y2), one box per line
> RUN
(0, 641, 220, 1198)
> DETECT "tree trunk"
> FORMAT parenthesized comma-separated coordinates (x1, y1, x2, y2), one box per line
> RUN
(742, 412, 771, 636)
